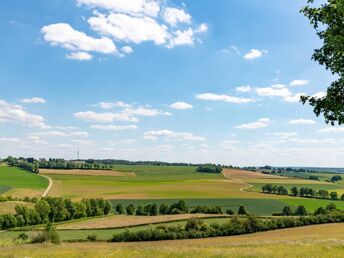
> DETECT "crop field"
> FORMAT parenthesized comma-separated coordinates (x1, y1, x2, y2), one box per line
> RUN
(56, 214, 225, 230)
(0, 167, 48, 197)
(0, 201, 34, 215)
(40, 169, 135, 177)
(0, 223, 343, 257)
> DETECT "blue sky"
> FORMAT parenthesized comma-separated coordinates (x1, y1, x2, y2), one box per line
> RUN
(0, 0, 342, 167)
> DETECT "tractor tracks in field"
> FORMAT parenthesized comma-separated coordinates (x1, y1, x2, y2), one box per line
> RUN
(222, 172, 253, 192)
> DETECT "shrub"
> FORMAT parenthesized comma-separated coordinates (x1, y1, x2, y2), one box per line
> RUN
(238, 206, 248, 216)
(86, 234, 97, 241)
(226, 209, 234, 215)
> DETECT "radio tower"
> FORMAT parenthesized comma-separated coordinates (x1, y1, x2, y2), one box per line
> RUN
(77, 148, 80, 160)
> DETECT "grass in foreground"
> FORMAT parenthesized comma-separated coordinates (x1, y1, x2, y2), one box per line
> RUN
(0, 223, 343, 257)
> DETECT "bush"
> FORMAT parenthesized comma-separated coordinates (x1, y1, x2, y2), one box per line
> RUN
(31, 223, 60, 244)
(86, 234, 97, 241)
(238, 206, 248, 216)
(226, 209, 234, 215)
(17, 233, 29, 241)
(196, 164, 222, 173)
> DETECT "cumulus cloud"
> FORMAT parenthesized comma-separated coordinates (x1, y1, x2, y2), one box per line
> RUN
(20, 97, 46, 104)
(236, 118, 271, 129)
(318, 127, 344, 133)
(271, 132, 299, 139)
(288, 119, 316, 125)
(30, 130, 89, 138)
(290, 79, 309, 87)
(163, 7, 191, 26)
(42, 1, 207, 59)
(196, 93, 254, 104)
(76, 0, 161, 17)
(98, 101, 132, 109)
(0, 100, 49, 129)
(144, 129, 206, 141)
(244, 49, 267, 60)
(236, 85, 251, 93)
(90, 124, 138, 131)
(256, 84, 304, 103)
(312, 92, 327, 98)
(170, 102, 193, 110)
(41, 23, 117, 56)
(66, 51, 93, 60)
(75, 104, 170, 123)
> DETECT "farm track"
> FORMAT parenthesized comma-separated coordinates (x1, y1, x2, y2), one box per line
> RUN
(39, 174, 52, 197)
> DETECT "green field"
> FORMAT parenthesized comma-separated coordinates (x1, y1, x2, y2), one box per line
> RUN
(0, 167, 48, 197)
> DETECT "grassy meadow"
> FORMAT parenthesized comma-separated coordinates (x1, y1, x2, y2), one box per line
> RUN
(0, 167, 48, 197)
(0, 223, 343, 257)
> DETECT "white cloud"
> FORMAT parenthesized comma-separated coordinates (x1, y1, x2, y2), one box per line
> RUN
(88, 13, 169, 45)
(290, 79, 309, 87)
(236, 118, 271, 129)
(74, 111, 138, 123)
(236, 85, 251, 93)
(196, 93, 254, 104)
(30, 130, 89, 138)
(219, 45, 240, 55)
(66, 51, 93, 60)
(41, 23, 117, 56)
(318, 127, 344, 133)
(244, 49, 267, 60)
(0, 137, 20, 143)
(220, 140, 239, 149)
(75, 105, 170, 123)
(98, 101, 132, 109)
(20, 97, 46, 104)
(288, 119, 316, 125)
(271, 132, 299, 139)
(256, 84, 290, 97)
(168, 28, 194, 47)
(53, 144, 73, 148)
(0, 100, 49, 129)
(256, 84, 304, 102)
(312, 91, 326, 98)
(76, 0, 161, 17)
(170, 102, 193, 110)
(163, 7, 191, 26)
(144, 130, 206, 141)
(90, 124, 138, 131)
(71, 139, 95, 146)
(196, 23, 208, 33)
(121, 46, 133, 54)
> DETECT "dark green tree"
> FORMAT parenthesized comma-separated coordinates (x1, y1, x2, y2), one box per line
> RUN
(238, 205, 248, 216)
(300, 0, 344, 125)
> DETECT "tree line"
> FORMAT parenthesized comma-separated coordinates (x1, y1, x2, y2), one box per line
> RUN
(110, 208, 344, 242)
(196, 164, 223, 173)
(261, 184, 344, 201)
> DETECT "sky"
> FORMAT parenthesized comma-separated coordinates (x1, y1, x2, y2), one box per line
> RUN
(0, 0, 343, 167)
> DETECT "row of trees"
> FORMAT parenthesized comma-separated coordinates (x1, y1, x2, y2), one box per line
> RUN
(275, 203, 338, 216)
(196, 164, 223, 173)
(110, 209, 344, 242)
(0, 197, 113, 230)
(261, 184, 344, 201)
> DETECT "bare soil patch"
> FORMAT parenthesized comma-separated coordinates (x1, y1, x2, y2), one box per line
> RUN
(223, 169, 286, 180)
(40, 169, 135, 177)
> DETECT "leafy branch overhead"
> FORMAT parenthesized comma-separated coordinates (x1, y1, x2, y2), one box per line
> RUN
(300, 0, 344, 125)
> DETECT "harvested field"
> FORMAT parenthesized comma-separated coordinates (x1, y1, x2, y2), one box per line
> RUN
(222, 169, 286, 179)
(0, 201, 34, 214)
(40, 169, 135, 177)
(56, 214, 224, 230)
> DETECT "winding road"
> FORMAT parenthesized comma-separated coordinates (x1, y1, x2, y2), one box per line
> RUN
(39, 174, 53, 197)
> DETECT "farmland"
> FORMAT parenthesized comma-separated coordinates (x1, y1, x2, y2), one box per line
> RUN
(0, 167, 48, 197)
(0, 223, 343, 257)
(0, 201, 34, 215)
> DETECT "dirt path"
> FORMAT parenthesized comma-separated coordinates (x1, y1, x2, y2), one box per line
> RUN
(40, 174, 52, 197)
(222, 170, 254, 192)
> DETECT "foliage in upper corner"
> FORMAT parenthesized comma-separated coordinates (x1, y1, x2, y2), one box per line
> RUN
(300, 0, 344, 125)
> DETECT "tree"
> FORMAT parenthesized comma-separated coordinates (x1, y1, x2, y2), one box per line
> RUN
(115, 204, 124, 215)
(282, 206, 293, 216)
(136, 205, 144, 216)
(314, 206, 326, 215)
(126, 204, 135, 215)
(331, 175, 342, 182)
(325, 203, 337, 212)
(226, 209, 234, 215)
(330, 191, 338, 200)
(295, 205, 307, 216)
(290, 186, 299, 196)
(104, 200, 113, 215)
(341, 194, 344, 200)
(300, 0, 344, 125)
(150, 204, 159, 216)
(238, 205, 248, 216)
(34, 200, 51, 223)
(159, 204, 170, 215)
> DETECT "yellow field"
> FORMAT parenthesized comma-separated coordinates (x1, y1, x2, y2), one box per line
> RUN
(222, 168, 285, 179)
(56, 214, 224, 230)
(4, 188, 45, 198)
(0, 201, 34, 214)
(1, 223, 343, 257)
(40, 169, 135, 177)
